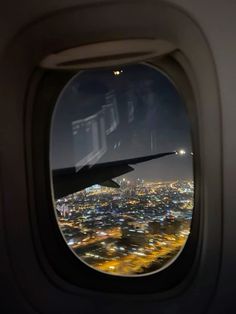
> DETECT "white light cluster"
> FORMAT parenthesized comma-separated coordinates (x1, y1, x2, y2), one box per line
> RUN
(179, 149, 186, 155)
(176, 149, 186, 156)
(113, 70, 123, 76)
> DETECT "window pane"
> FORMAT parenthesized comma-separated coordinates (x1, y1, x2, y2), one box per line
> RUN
(50, 64, 194, 276)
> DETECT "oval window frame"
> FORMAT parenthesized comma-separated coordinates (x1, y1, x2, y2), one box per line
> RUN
(29, 54, 200, 294)
(49, 62, 195, 278)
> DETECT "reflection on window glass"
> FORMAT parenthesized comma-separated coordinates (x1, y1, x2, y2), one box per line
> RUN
(51, 64, 194, 276)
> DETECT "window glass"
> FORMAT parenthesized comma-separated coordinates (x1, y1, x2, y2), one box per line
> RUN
(51, 64, 194, 276)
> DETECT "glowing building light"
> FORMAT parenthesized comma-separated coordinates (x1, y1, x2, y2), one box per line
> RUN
(109, 266, 115, 270)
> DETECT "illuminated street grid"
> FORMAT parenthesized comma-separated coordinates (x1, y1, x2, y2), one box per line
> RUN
(56, 180, 193, 275)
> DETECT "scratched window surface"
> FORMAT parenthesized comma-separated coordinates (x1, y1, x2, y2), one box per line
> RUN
(50, 64, 194, 276)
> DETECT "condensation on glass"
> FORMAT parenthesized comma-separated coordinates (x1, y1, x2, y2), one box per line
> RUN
(50, 64, 194, 276)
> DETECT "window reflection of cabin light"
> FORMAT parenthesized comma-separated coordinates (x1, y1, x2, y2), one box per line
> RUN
(113, 70, 123, 76)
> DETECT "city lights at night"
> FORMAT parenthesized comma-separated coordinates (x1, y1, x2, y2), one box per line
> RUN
(56, 179, 193, 275)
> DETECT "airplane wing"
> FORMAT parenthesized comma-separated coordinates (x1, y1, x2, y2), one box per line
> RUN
(52, 151, 176, 199)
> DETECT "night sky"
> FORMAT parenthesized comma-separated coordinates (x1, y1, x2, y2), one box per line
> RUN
(51, 64, 193, 181)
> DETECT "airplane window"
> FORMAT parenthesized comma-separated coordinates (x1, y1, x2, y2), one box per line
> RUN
(50, 64, 194, 276)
